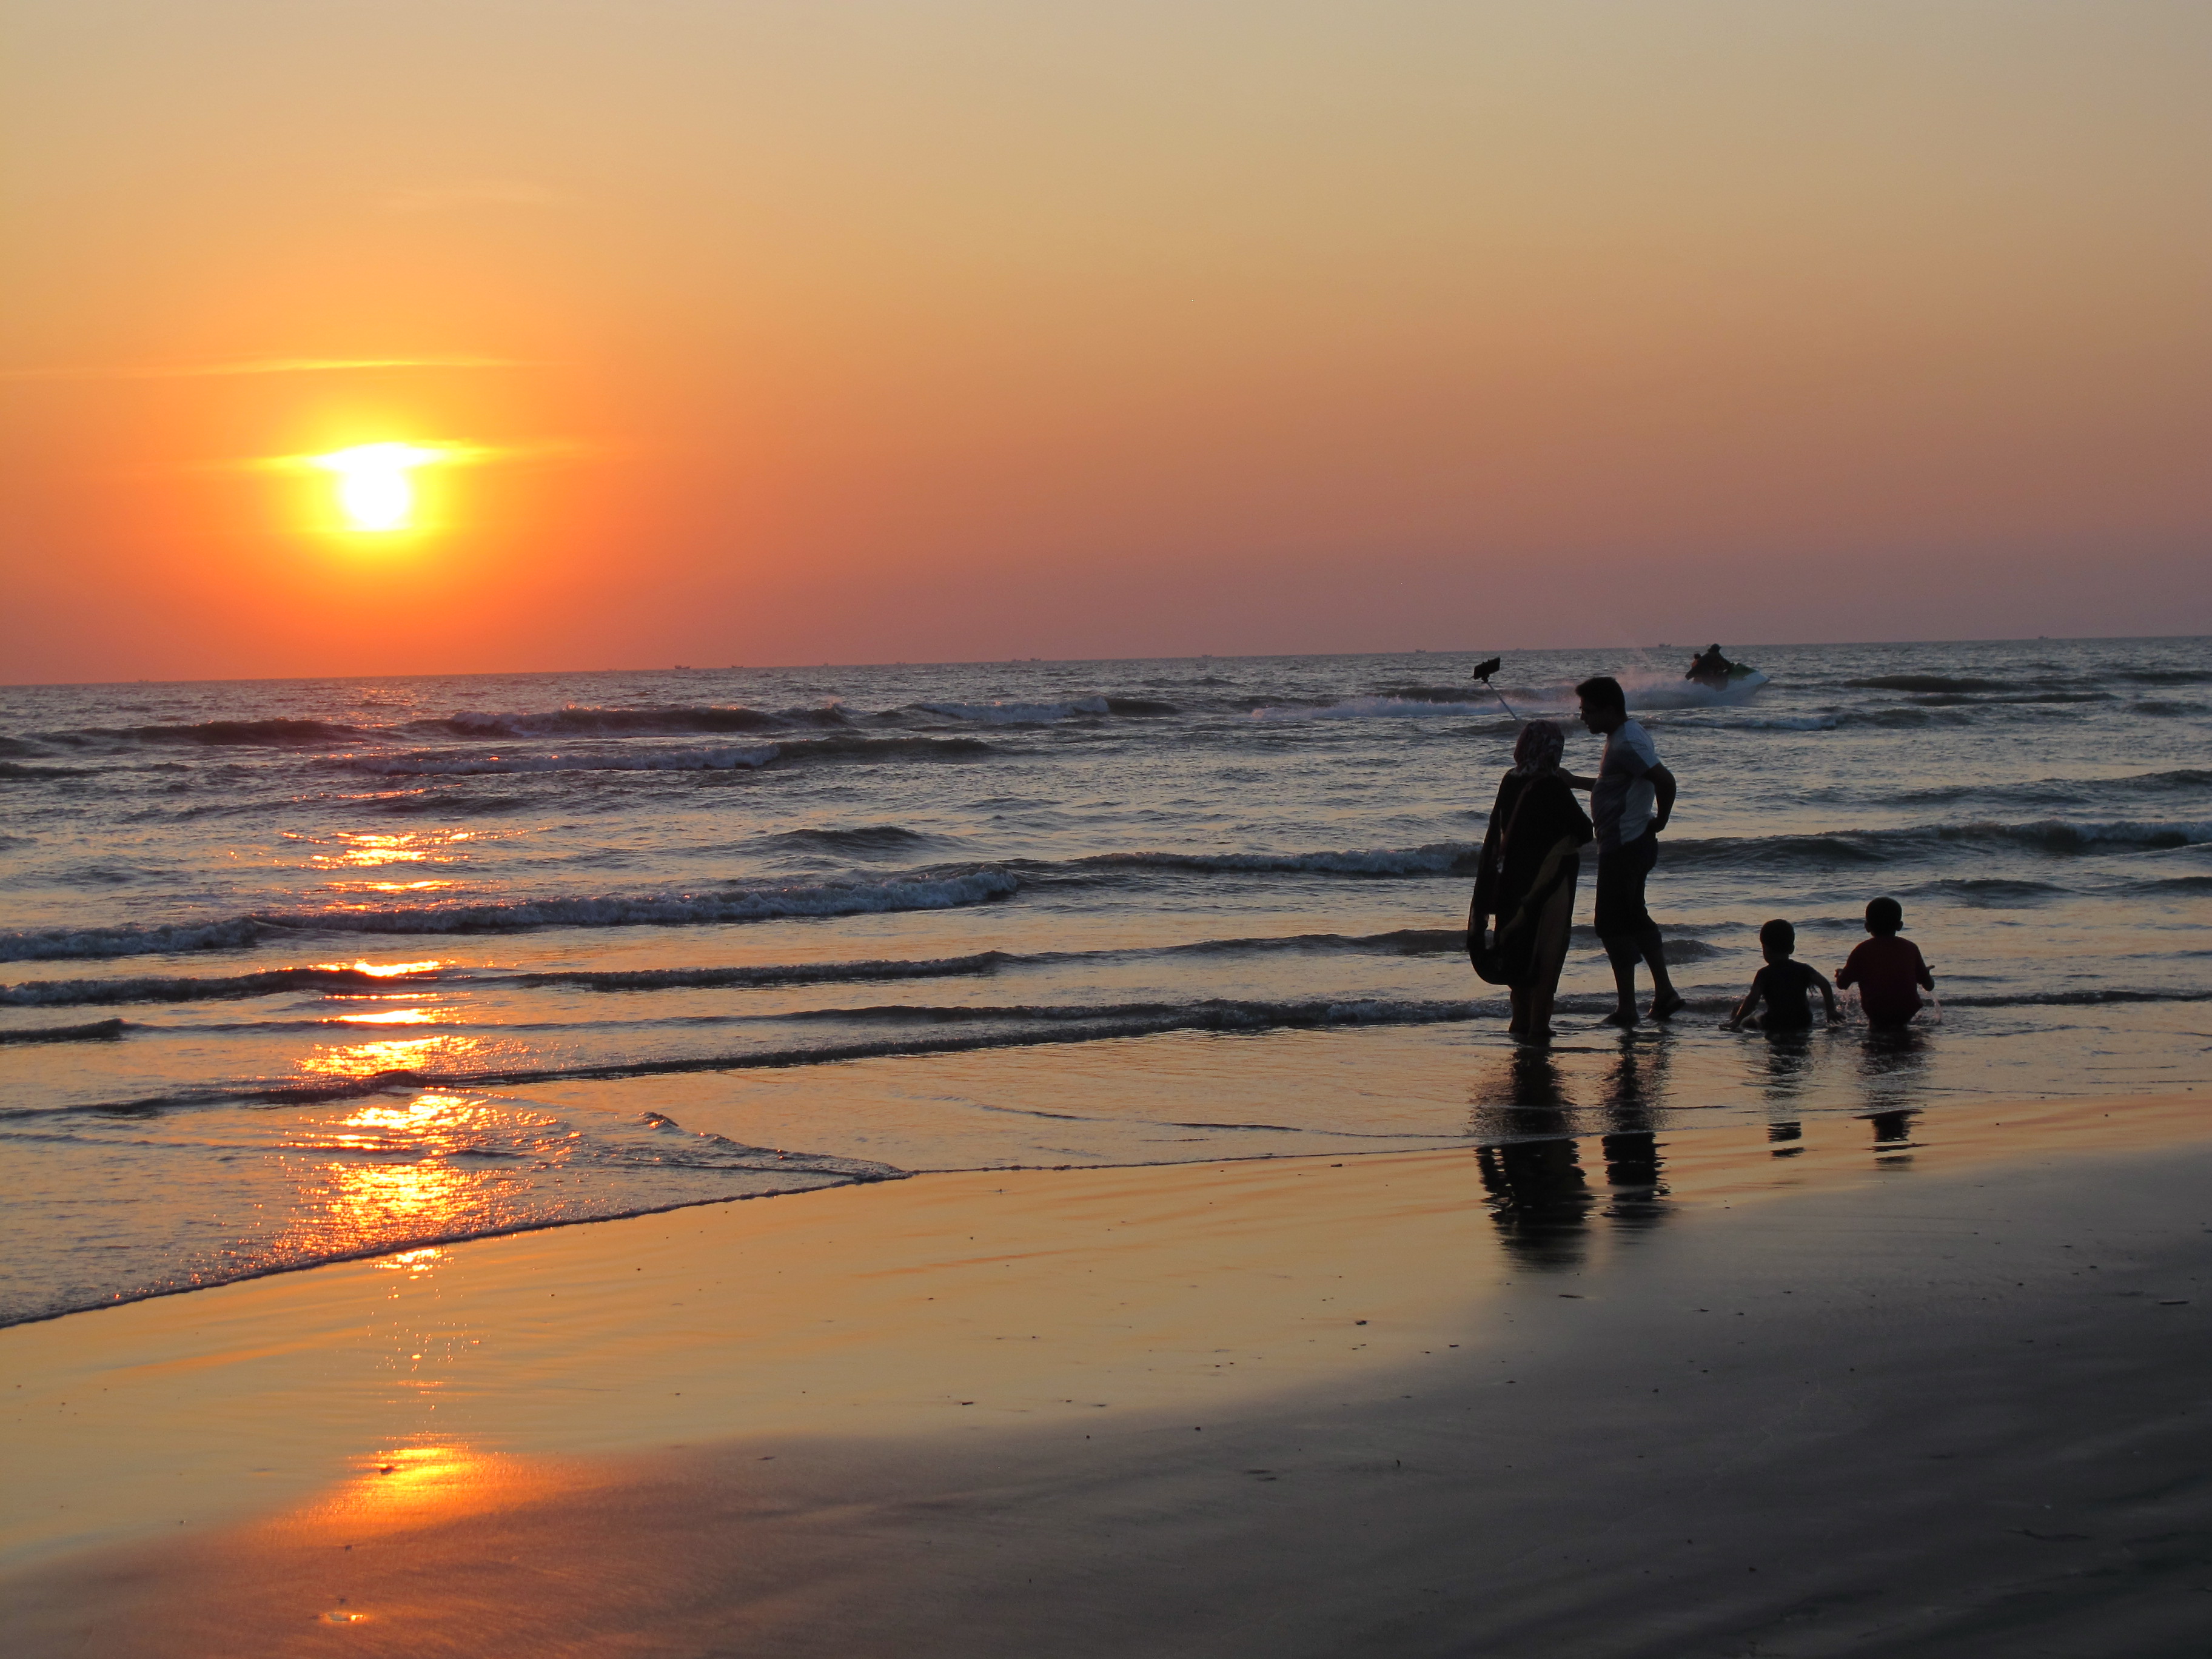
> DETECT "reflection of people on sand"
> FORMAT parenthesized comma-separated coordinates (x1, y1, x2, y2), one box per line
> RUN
(1749, 1025, 1821, 1101)
(1469, 721, 1591, 1044)
(1868, 1109, 1921, 1157)
(1473, 1049, 1590, 1267)
(1471, 1045, 1672, 1264)
(1475, 1133, 1592, 1269)
(1684, 643, 1735, 689)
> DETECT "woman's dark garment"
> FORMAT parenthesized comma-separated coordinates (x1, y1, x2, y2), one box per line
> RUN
(1470, 773, 1592, 987)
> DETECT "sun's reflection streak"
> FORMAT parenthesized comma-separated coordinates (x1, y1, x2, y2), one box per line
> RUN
(309, 958, 447, 979)
(304, 1093, 512, 1158)
(334, 1007, 444, 1026)
(378, 1245, 445, 1278)
(297, 1034, 484, 1080)
(305, 830, 478, 871)
(312, 1439, 560, 1549)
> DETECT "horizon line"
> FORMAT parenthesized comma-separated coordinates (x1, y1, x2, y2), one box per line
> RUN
(3, 633, 2202, 692)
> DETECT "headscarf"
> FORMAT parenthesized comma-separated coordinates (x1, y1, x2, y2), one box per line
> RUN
(1510, 719, 1565, 777)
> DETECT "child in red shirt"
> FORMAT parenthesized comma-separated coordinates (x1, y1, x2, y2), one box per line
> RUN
(1837, 897, 1934, 1028)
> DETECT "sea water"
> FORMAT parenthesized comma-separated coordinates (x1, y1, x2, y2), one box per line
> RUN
(2, 638, 2207, 1324)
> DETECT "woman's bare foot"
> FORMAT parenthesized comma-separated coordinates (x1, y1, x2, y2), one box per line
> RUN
(1598, 1008, 1639, 1028)
(1649, 991, 1686, 1021)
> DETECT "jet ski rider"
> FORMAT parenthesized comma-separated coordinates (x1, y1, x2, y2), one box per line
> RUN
(1684, 644, 1734, 690)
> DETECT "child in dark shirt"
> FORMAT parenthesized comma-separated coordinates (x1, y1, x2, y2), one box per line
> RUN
(1725, 919, 1838, 1031)
(1836, 897, 1935, 1028)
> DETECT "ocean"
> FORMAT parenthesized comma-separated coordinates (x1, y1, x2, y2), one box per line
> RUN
(2, 637, 2207, 1326)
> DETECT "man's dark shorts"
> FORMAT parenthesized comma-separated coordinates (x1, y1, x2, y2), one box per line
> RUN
(1594, 828, 1658, 937)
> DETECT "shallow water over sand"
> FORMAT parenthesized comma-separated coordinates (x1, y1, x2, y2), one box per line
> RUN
(3, 637, 2207, 1322)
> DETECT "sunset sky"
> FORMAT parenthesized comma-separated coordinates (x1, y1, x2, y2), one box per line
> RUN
(4, 1, 2207, 683)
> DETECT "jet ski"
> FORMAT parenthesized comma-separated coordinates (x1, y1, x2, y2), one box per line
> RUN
(1701, 662, 1769, 695)
(1686, 660, 1768, 689)
(1658, 646, 1769, 706)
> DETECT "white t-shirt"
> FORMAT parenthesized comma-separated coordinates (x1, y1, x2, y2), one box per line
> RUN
(1592, 720, 1660, 850)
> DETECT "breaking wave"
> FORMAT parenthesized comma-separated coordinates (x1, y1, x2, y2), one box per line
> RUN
(0, 964, 444, 1006)
(2110, 666, 2212, 687)
(0, 870, 1023, 962)
(409, 705, 801, 738)
(1842, 675, 2024, 694)
(916, 697, 1108, 724)
(1067, 843, 1480, 877)
(1874, 769, 2212, 809)
(1, 928, 1486, 1007)
(757, 824, 942, 857)
(41, 718, 366, 748)
(1252, 695, 1497, 721)
(0, 1017, 124, 1044)
(0, 929, 1475, 1008)
(1661, 817, 2212, 871)
(343, 734, 993, 777)
(348, 743, 783, 776)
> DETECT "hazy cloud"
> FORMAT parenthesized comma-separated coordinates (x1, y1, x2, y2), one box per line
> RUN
(1, 356, 542, 383)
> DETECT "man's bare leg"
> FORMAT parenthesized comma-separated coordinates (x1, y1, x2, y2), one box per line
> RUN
(1600, 934, 1641, 1024)
(1639, 928, 1684, 1019)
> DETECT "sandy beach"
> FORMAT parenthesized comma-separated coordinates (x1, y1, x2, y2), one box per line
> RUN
(6, 1088, 2210, 1657)
(9, 0, 2210, 1644)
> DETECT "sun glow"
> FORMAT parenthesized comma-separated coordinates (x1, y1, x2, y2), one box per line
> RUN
(311, 443, 447, 532)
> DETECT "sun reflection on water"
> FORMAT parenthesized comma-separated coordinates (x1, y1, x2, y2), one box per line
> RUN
(270, 1094, 569, 1285)
(326, 1157, 480, 1230)
(317, 1092, 508, 1155)
(307, 831, 477, 871)
(335, 1007, 444, 1026)
(310, 958, 447, 978)
(322, 1441, 516, 1532)
(298, 1034, 483, 1079)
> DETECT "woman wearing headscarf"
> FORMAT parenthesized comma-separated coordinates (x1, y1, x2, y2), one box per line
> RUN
(1469, 720, 1592, 1042)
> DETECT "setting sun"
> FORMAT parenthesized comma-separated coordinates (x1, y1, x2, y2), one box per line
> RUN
(311, 443, 446, 532)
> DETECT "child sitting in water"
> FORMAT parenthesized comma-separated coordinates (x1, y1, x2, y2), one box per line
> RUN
(1725, 919, 1839, 1031)
(1836, 896, 1935, 1028)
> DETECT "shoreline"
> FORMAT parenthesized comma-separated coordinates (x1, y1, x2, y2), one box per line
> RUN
(5, 1068, 2200, 1333)
(6, 1089, 2211, 1655)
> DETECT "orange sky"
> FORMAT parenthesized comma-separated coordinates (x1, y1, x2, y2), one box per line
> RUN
(4, 1, 2207, 683)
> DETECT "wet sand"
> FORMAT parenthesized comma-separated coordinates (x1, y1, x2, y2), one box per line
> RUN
(5, 1091, 2211, 1657)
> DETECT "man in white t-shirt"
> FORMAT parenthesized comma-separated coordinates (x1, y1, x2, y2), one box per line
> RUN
(1563, 675, 1684, 1026)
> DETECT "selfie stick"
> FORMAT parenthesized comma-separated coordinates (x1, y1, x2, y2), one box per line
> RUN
(1469, 657, 1523, 723)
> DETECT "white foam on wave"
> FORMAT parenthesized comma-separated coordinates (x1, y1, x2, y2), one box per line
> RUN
(1612, 669, 1770, 711)
(1980, 816, 2212, 851)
